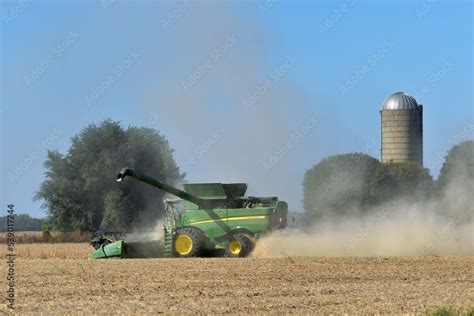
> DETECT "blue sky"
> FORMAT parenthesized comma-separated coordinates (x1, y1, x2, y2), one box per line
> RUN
(1, 0, 472, 218)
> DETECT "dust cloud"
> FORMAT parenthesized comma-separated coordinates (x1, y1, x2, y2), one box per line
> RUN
(124, 221, 164, 242)
(253, 175, 474, 257)
(141, 2, 317, 209)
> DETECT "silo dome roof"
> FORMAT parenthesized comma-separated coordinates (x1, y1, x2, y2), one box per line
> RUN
(381, 92, 419, 110)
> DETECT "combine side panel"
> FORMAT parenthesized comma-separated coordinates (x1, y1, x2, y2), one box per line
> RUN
(225, 208, 272, 234)
(183, 209, 229, 241)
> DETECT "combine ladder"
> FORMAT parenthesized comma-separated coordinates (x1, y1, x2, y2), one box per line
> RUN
(163, 211, 174, 257)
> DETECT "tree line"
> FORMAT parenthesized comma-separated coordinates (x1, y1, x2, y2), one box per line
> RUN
(302, 140, 473, 225)
(35, 119, 473, 232)
(0, 214, 44, 232)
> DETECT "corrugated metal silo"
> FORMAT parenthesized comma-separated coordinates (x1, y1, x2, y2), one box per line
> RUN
(380, 92, 423, 165)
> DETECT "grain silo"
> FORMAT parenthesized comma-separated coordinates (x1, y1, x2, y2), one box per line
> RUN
(381, 92, 423, 165)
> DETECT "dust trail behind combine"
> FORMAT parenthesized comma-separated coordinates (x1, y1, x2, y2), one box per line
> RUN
(254, 176, 474, 257)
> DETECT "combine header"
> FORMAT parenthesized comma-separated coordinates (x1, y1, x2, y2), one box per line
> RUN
(91, 168, 288, 259)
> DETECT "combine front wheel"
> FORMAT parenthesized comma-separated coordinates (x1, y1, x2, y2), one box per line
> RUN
(173, 227, 205, 257)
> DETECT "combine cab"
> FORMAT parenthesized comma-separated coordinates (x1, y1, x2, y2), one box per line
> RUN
(90, 168, 287, 259)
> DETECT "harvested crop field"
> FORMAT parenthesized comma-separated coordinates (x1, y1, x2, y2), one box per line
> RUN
(1, 244, 473, 314)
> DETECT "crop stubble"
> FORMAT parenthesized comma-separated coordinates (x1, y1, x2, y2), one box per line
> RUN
(1, 244, 473, 314)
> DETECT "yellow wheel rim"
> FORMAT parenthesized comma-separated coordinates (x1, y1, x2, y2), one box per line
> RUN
(229, 240, 242, 255)
(175, 235, 193, 255)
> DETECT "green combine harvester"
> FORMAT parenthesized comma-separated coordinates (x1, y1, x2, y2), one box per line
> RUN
(90, 168, 288, 259)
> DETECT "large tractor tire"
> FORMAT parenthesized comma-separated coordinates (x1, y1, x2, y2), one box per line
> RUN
(173, 227, 205, 258)
(225, 234, 255, 258)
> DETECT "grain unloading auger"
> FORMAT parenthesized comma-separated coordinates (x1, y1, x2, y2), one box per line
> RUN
(90, 168, 288, 259)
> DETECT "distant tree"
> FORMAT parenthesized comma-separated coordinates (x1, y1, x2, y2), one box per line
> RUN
(42, 224, 52, 242)
(434, 140, 474, 194)
(35, 120, 183, 232)
(0, 214, 44, 232)
(303, 153, 433, 225)
(371, 162, 433, 204)
(430, 140, 474, 223)
(302, 153, 380, 223)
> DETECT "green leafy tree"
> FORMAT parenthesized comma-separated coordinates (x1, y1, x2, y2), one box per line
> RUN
(371, 162, 433, 203)
(42, 225, 52, 242)
(434, 140, 474, 194)
(303, 153, 380, 223)
(35, 120, 183, 232)
(303, 153, 433, 225)
(0, 214, 44, 232)
(431, 140, 474, 221)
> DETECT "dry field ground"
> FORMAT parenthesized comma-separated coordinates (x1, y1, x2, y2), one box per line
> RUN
(1, 244, 473, 314)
